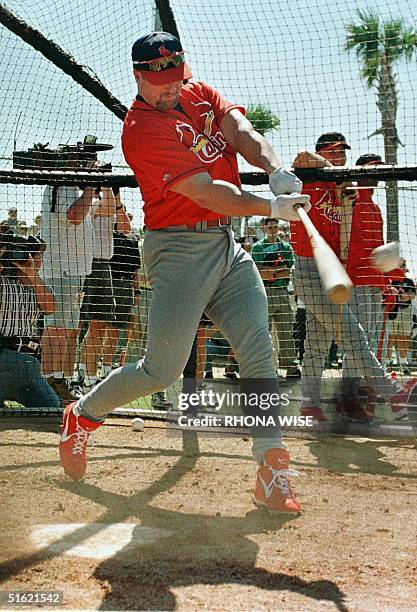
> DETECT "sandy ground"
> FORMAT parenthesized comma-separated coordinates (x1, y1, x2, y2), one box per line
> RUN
(0, 416, 416, 611)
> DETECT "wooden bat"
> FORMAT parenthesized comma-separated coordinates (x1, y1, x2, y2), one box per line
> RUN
(295, 205, 353, 304)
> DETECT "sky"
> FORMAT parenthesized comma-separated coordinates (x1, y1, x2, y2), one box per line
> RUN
(0, 0, 416, 274)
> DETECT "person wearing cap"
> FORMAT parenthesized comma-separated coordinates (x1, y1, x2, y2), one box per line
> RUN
(292, 135, 417, 423)
(251, 217, 300, 380)
(0, 234, 60, 409)
(339, 154, 394, 417)
(58, 30, 313, 514)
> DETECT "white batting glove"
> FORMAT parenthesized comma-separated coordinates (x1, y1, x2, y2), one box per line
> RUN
(370, 242, 404, 272)
(269, 167, 303, 196)
(269, 193, 311, 222)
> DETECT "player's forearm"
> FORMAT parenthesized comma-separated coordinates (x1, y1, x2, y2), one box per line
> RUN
(233, 128, 280, 175)
(179, 179, 272, 217)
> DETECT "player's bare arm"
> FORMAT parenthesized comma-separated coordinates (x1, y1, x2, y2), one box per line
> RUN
(169, 172, 310, 220)
(220, 109, 280, 174)
(221, 109, 302, 196)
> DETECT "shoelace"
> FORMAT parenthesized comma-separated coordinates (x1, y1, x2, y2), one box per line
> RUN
(72, 426, 90, 455)
(269, 468, 301, 498)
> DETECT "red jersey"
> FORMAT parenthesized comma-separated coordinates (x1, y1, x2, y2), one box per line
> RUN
(290, 181, 341, 257)
(346, 188, 386, 287)
(122, 81, 244, 229)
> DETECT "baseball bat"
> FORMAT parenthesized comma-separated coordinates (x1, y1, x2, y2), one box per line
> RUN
(295, 205, 353, 304)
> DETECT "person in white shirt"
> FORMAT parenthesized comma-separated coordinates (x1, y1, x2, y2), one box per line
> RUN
(40, 184, 97, 404)
(78, 188, 131, 393)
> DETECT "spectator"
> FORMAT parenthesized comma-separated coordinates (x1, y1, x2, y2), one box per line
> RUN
(28, 214, 42, 237)
(339, 153, 393, 414)
(78, 188, 132, 393)
(1, 208, 19, 234)
(387, 268, 416, 375)
(40, 183, 97, 404)
(292, 132, 416, 422)
(0, 234, 59, 409)
(205, 327, 239, 379)
(99, 222, 141, 381)
(251, 217, 300, 379)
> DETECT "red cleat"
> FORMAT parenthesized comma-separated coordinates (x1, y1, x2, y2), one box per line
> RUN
(59, 402, 103, 480)
(300, 406, 328, 422)
(253, 448, 301, 514)
(336, 398, 373, 422)
(390, 377, 417, 420)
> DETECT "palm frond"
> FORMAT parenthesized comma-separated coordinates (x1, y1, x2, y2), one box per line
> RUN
(246, 104, 280, 136)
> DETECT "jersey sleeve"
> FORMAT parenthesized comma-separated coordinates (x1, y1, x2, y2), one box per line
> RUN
(122, 116, 206, 197)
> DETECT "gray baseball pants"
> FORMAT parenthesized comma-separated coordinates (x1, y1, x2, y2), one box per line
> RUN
(342, 285, 384, 394)
(77, 226, 283, 461)
(294, 256, 400, 408)
(265, 286, 297, 369)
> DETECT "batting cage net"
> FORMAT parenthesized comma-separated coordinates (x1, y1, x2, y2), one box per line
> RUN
(0, 0, 416, 439)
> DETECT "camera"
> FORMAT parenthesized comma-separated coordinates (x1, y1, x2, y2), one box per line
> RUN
(13, 135, 114, 172)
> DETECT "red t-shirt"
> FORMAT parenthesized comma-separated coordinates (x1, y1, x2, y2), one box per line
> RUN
(122, 81, 244, 229)
(346, 188, 386, 287)
(290, 181, 341, 257)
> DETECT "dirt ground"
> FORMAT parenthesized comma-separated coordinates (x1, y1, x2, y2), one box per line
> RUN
(0, 416, 416, 611)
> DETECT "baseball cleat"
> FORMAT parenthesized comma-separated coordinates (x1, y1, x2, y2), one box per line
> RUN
(59, 402, 103, 480)
(389, 377, 417, 420)
(336, 398, 374, 422)
(300, 406, 328, 423)
(151, 391, 173, 410)
(252, 448, 301, 514)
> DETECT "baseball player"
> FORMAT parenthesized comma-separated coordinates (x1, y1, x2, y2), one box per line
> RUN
(58, 31, 311, 514)
(291, 133, 417, 422)
(340, 154, 392, 416)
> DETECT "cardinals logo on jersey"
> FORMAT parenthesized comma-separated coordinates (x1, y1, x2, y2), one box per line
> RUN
(315, 190, 341, 224)
(175, 110, 227, 164)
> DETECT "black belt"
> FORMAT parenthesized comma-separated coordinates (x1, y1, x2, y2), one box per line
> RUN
(0, 336, 41, 359)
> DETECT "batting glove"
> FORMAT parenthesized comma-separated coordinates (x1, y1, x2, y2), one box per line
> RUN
(371, 242, 404, 272)
(270, 193, 311, 221)
(269, 167, 302, 196)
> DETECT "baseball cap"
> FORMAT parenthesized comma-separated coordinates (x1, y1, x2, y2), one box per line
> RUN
(355, 153, 384, 166)
(315, 132, 351, 152)
(132, 32, 192, 85)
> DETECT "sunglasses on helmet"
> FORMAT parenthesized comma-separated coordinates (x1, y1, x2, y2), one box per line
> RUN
(134, 51, 185, 72)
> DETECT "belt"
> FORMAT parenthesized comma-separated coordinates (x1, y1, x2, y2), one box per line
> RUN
(162, 216, 231, 232)
(0, 335, 41, 359)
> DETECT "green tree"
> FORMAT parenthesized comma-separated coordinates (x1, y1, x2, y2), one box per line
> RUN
(345, 10, 417, 241)
(246, 104, 280, 137)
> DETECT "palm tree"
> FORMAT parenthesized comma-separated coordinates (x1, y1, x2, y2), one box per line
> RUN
(246, 104, 280, 137)
(345, 10, 417, 241)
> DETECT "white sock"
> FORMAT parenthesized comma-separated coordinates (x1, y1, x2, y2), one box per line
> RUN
(84, 375, 97, 387)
